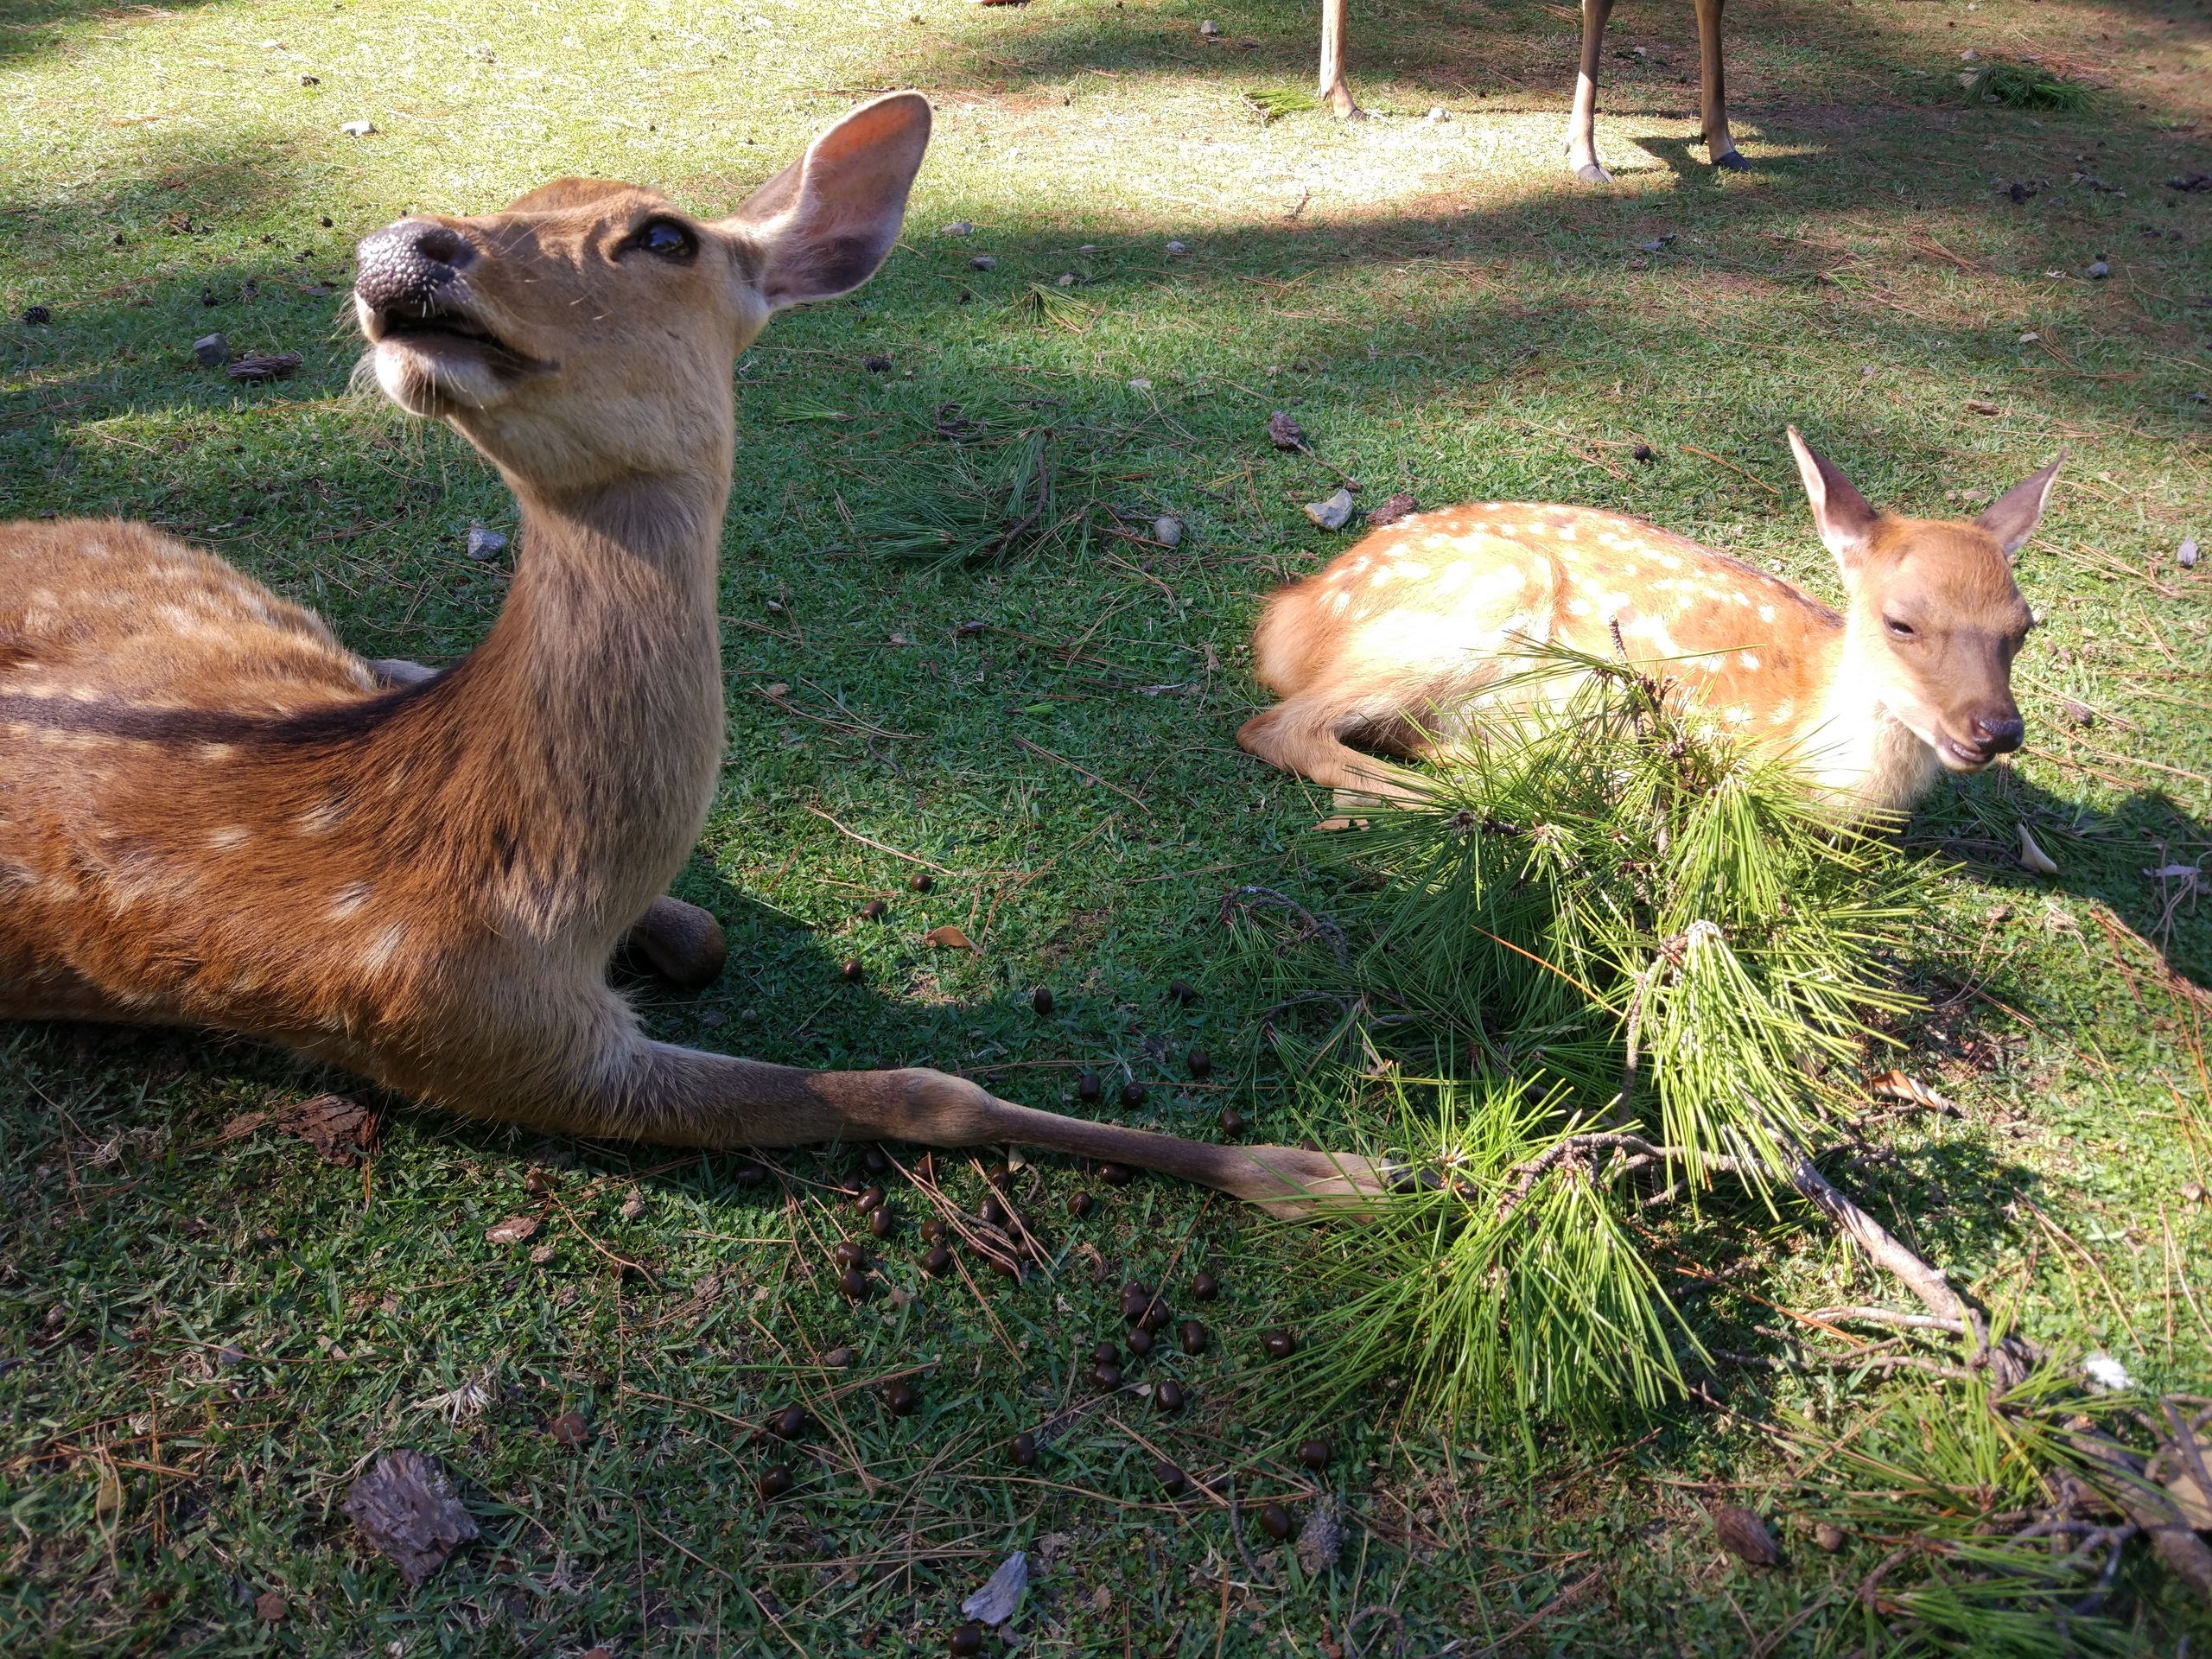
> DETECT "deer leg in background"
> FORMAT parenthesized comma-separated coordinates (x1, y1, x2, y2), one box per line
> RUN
(1319, 0, 1363, 119)
(622, 896, 728, 991)
(1694, 0, 1745, 168)
(1567, 0, 1618, 183)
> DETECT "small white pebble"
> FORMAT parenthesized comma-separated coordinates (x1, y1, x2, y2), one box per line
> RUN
(1164, 239, 1187, 257)
(1127, 378, 1153, 391)
(1427, 106, 1449, 123)
(2086, 260, 2110, 279)
(2179, 537, 2199, 569)
(2082, 1353, 2133, 1392)
(1198, 18, 1218, 35)
(2018, 332, 2038, 344)
(1056, 271, 1075, 286)
(340, 119, 375, 137)
(1154, 516, 1184, 547)
(940, 219, 974, 237)
(970, 254, 996, 270)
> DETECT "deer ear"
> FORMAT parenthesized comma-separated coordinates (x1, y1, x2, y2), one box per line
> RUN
(718, 92, 931, 311)
(1975, 456, 2063, 556)
(1787, 426, 1881, 572)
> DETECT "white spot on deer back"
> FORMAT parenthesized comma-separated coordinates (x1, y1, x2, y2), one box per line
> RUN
(206, 825, 249, 850)
(1738, 652, 1761, 671)
(361, 924, 406, 972)
(328, 881, 372, 920)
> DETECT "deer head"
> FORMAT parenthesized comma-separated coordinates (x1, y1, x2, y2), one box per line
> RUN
(1788, 426, 2055, 774)
(352, 92, 932, 495)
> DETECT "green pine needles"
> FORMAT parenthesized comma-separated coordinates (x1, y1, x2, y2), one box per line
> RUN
(1255, 650, 1936, 1429)
(1961, 61, 2097, 112)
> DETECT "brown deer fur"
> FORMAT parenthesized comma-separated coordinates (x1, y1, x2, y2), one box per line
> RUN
(1239, 429, 2057, 817)
(0, 94, 1379, 1218)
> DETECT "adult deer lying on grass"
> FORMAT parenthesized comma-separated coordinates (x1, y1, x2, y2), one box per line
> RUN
(0, 94, 1376, 1218)
(1317, 0, 1742, 182)
(1238, 429, 2058, 818)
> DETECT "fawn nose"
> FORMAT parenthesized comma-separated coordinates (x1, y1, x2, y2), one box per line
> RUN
(353, 220, 475, 314)
(1969, 711, 2025, 756)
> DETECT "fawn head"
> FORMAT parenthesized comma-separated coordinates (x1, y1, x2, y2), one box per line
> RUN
(353, 93, 932, 493)
(1787, 427, 2056, 773)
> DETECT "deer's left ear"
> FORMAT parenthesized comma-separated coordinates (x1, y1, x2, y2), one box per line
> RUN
(1975, 457, 2063, 556)
(1787, 426, 1880, 573)
(716, 92, 931, 311)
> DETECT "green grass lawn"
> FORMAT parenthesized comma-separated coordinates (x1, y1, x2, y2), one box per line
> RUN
(3, 0, 2210, 1651)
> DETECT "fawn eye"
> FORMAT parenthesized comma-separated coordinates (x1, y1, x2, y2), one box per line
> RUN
(630, 219, 696, 260)
(1884, 615, 1916, 639)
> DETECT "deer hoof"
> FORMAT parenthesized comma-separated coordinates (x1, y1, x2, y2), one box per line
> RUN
(1712, 149, 1750, 172)
(627, 897, 728, 990)
(1230, 1147, 1391, 1221)
(1573, 162, 1614, 186)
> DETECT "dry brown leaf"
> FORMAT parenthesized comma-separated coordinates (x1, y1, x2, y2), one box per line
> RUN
(278, 1094, 372, 1165)
(341, 1451, 479, 1586)
(217, 1111, 271, 1142)
(921, 924, 980, 952)
(1866, 1070, 1961, 1116)
(484, 1214, 540, 1246)
(1711, 1503, 1783, 1567)
(548, 1409, 591, 1447)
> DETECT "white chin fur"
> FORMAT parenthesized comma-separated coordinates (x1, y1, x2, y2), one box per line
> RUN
(374, 340, 500, 416)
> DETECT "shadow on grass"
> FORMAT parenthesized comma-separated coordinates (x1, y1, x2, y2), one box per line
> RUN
(0, 0, 238, 67)
(1910, 766, 2211, 988)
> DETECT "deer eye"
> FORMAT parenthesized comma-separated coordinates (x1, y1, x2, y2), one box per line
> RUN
(1884, 615, 1917, 639)
(629, 219, 696, 260)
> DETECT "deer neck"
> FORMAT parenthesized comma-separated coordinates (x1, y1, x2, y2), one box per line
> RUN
(436, 467, 731, 950)
(1804, 610, 1941, 815)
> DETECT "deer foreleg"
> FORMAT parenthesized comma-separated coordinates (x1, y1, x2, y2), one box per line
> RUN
(512, 1037, 1386, 1220)
(1567, 0, 1618, 183)
(1694, 0, 1745, 168)
(1318, 0, 1363, 119)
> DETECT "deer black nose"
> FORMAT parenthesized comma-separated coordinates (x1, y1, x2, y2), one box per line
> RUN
(353, 220, 475, 314)
(1971, 712, 2025, 754)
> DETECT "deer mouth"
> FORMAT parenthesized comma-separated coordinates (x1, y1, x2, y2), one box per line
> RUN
(365, 296, 536, 414)
(370, 299, 524, 363)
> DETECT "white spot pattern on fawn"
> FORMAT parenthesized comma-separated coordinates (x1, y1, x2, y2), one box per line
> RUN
(329, 882, 372, 921)
(206, 825, 249, 850)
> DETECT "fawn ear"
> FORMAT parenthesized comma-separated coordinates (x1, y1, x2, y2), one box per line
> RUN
(1974, 456, 2063, 555)
(1787, 426, 1880, 573)
(719, 92, 931, 311)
